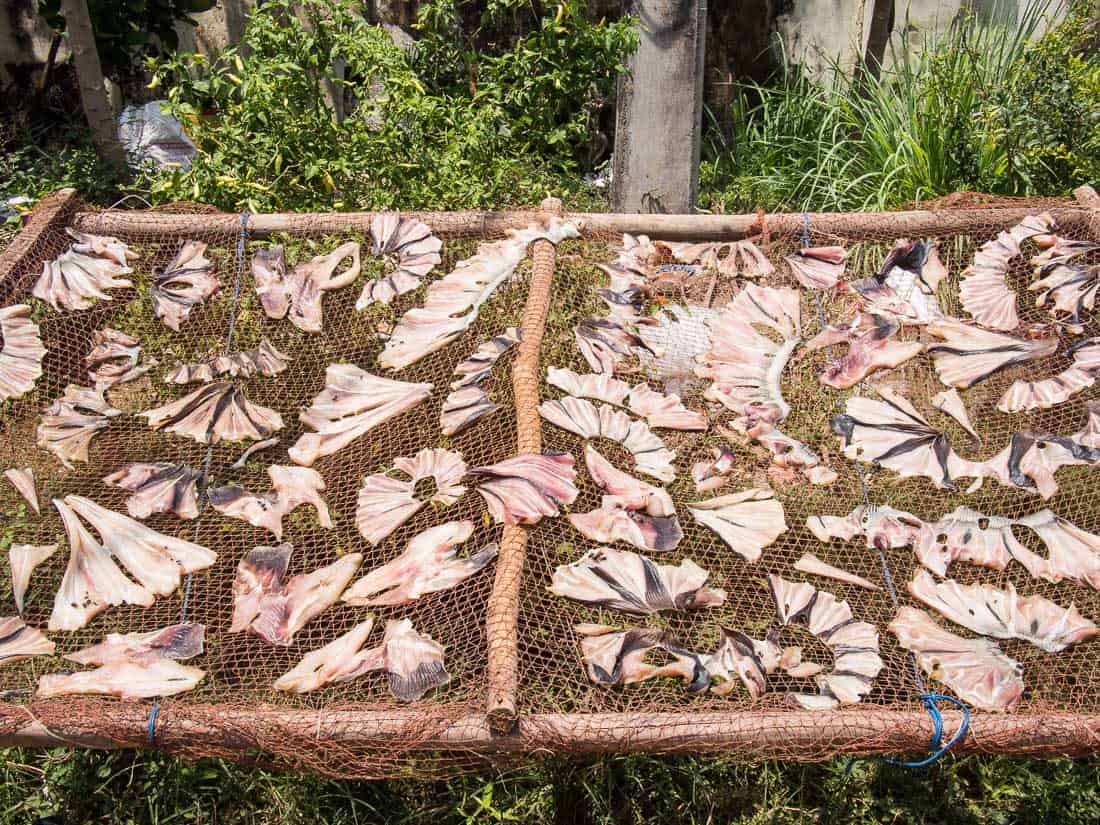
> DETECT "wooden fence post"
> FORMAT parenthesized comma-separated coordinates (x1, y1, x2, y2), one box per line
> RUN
(612, 0, 707, 214)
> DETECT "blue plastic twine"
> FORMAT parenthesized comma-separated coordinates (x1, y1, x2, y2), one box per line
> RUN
(147, 701, 161, 745)
(883, 692, 971, 768)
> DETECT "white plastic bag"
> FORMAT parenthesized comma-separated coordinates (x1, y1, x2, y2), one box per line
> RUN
(118, 101, 197, 171)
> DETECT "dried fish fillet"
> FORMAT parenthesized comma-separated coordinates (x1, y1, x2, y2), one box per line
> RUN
(768, 575, 818, 625)
(274, 619, 382, 693)
(574, 316, 657, 374)
(289, 364, 432, 465)
(151, 240, 219, 330)
(957, 214, 1056, 330)
(999, 338, 1100, 413)
(692, 446, 736, 493)
(284, 242, 361, 333)
(583, 443, 674, 517)
(38, 623, 205, 699)
(577, 624, 709, 691)
(380, 218, 578, 370)
(688, 489, 787, 563)
(794, 553, 880, 591)
(230, 437, 280, 469)
(471, 452, 577, 525)
(140, 381, 283, 445)
(34, 246, 134, 311)
(84, 327, 147, 389)
(252, 245, 290, 318)
(165, 339, 290, 384)
(210, 465, 331, 540)
(355, 448, 466, 545)
(381, 619, 451, 701)
(890, 607, 1023, 712)
(932, 388, 981, 443)
(4, 467, 38, 514)
(804, 313, 922, 389)
(545, 367, 631, 406)
(914, 506, 1014, 576)
(978, 432, 1100, 500)
(65, 229, 137, 268)
(552, 546, 725, 615)
(626, 384, 706, 430)
(343, 521, 497, 606)
(706, 628, 780, 698)
(908, 569, 1097, 653)
(0, 617, 54, 664)
(1001, 509, 1100, 589)
(1029, 263, 1099, 334)
(103, 462, 201, 520)
(37, 385, 121, 469)
(9, 543, 57, 613)
(808, 504, 926, 551)
(538, 396, 676, 482)
(850, 239, 945, 325)
(0, 304, 46, 401)
(234, 546, 362, 645)
(356, 213, 442, 307)
(786, 246, 845, 290)
(926, 321, 1058, 389)
(439, 328, 520, 436)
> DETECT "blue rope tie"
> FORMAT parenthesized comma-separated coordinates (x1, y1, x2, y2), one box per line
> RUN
(147, 701, 161, 745)
(800, 211, 811, 249)
(883, 692, 971, 768)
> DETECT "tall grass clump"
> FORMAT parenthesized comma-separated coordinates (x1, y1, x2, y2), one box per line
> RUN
(700, 1, 1098, 212)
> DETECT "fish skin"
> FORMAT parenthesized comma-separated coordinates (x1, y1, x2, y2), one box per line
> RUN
(103, 462, 201, 520)
(230, 543, 292, 633)
(0, 305, 46, 402)
(66, 623, 204, 666)
(356, 214, 442, 309)
(804, 313, 922, 389)
(0, 617, 54, 665)
(246, 552, 362, 646)
(9, 543, 58, 614)
(688, 488, 787, 563)
(793, 553, 880, 591)
(151, 240, 219, 330)
(1029, 261, 1100, 333)
(472, 453, 578, 526)
(785, 246, 845, 290)
(999, 338, 1100, 413)
(252, 245, 290, 318)
(545, 368, 631, 406)
(343, 521, 497, 606)
(926, 320, 1059, 390)
(273, 619, 381, 693)
(890, 606, 1024, 712)
(691, 447, 736, 493)
(3, 467, 39, 514)
(139, 382, 283, 446)
(705, 627, 781, 698)
(381, 619, 450, 701)
(37, 385, 121, 469)
(355, 448, 466, 545)
(85, 327, 146, 389)
(34, 240, 134, 312)
(577, 624, 710, 692)
(626, 384, 707, 430)
(284, 242, 361, 333)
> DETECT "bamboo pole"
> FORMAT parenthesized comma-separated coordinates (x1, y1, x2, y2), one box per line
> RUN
(485, 198, 562, 732)
(2, 706, 1097, 759)
(69, 204, 1088, 242)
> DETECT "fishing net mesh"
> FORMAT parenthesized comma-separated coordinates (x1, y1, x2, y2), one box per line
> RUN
(0, 192, 1097, 775)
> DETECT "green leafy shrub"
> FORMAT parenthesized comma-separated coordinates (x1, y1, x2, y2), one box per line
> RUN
(700, 1, 1098, 212)
(146, 0, 636, 212)
(0, 122, 118, 215)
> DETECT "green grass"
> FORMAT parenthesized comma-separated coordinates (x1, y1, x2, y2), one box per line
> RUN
(0, 748, 1097, 823)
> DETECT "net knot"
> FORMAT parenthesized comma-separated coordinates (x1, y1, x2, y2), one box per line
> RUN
(883, 692, 970, 768)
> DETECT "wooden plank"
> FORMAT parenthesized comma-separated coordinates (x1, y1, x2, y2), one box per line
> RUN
(611, 0, 708, 213)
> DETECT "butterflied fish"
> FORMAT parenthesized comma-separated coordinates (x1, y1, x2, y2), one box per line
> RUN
(9, 543, 58, 614)
(471, 452, 578, 525)
(273, 619, 383, 693)
(103, 462, 201, 520)
(691, 446, 736, 493)
(794, 553, 880, 591)
(913, 506, 1014, 576)
(804, 313, 922, 389)
(849, 239, 945, 325)
(151, 240, 219, 330)
(539, 396, 676, 482)
(209, 465, 331, 540)
(1029, 262, 1100, 334)
(380, 618, 451, 701)
(576, 623, 709, 691)
(139, 382, 283, 445)
(252, 245, 290, 318)
(999, 338, 1100, 413)
(978, 431, 1100, 500)
(705, 627, 781, 698)
(932, 388, 981, 444)
(0, 304, 46, 402)
(545, 367, 631, 406)
(785, 246, 845, 290)
(165, 339, 291, 384)
(550, 546, 725, 614)
(237, 548, 362, 645)
(34, 245, 133, 312)
(926, 321, 1058, 389)
(343, 521, 497, 606)
(958, 214, 1056, 330)
(890, 606, 1024, 712)
(64, 229, 136, 268)
(908, 568, 1097, 652)
(288, 364, 432, 465)
(355, 448, 466, 545)
(37, 385, 121, 469)
(807, 504, 926, 550)
(85, 327, 147, 389)
(0, 616, 54, 664)
(284, 242, 361, 333)
(356, 213, 442, 307)
(38, 623, 205, 699)
(4, 467, 38, 514)
(688, 489, 787, 563)
(626, 384, 706, 430)
(380, 219, 578, 370)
